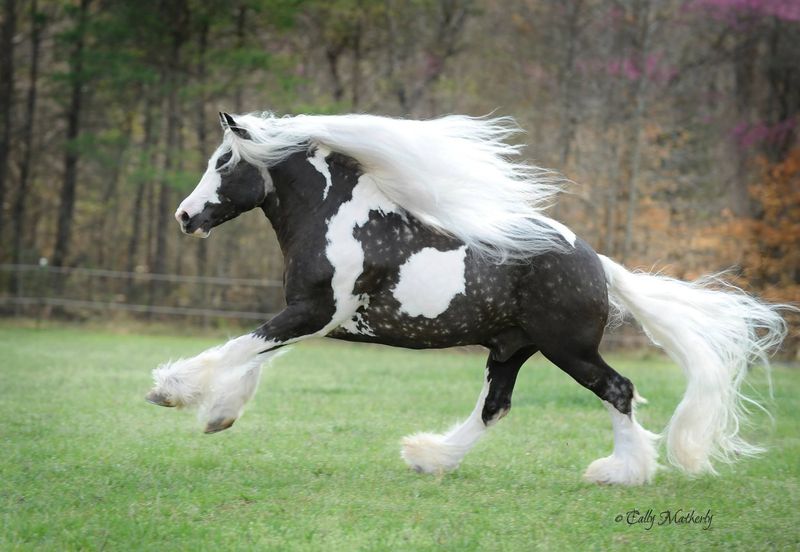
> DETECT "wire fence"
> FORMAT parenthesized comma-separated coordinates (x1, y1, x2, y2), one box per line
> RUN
(0, 263, 283, 323)
(0, 262, 656, 348)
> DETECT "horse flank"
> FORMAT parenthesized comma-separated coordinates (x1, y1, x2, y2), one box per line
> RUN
(220, 112, 573, 261)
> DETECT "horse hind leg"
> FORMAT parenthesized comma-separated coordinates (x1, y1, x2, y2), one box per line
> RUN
(543, 346, 658, 485)
(584, 396, 659, 485)
(401, 347, 534, 474)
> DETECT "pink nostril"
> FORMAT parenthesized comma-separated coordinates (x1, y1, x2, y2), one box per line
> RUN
(175, 210, 190, 224)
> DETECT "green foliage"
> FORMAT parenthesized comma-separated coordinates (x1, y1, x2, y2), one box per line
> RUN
(219, 47, 273, 72)
(1, 325, 798, 550)
(290, 101, 352, 115)
(128, 164, 159, 187)
(69, 128, 128, 159)
(165, 168, 201, 192)
(247, 0, 304, 30)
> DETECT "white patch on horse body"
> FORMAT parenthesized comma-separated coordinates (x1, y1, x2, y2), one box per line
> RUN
(308, 145, 334, 199)
(340, 310, 376, 337)
(392, 246, 467, 318)
(259, 165, 275, 196)
(324, 174, 399, 332)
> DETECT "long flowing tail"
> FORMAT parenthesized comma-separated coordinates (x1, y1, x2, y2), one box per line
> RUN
(597, 255, 788, 474)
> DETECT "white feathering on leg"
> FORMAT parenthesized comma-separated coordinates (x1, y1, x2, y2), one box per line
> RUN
(150, 335, 278, 427)
(401, 375, 491, 474)
(584, 400, 659, 486)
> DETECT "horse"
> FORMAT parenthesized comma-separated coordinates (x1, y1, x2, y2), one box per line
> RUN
(145, 111, 788, 485)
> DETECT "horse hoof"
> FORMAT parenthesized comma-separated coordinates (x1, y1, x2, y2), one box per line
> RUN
(204, 418, 236, 434)
(145, 389, 176, 407)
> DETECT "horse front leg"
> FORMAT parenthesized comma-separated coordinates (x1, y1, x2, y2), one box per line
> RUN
(145, 302, 333, 433)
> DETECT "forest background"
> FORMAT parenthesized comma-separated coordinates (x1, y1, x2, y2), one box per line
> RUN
(0, 0, 797, 355)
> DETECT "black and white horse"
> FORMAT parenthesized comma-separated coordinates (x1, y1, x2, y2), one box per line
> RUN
(146, 111, 787, 485)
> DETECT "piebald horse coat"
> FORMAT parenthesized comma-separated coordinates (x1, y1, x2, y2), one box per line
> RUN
(147, 112, 787, 485)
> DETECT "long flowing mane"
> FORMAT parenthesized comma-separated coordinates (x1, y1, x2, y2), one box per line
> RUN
(221, 112, 573, 261)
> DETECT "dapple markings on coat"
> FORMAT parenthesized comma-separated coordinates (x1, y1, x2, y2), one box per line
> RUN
(148, 111, 788, 485)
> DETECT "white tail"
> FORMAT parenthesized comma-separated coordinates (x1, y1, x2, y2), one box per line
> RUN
(598, 255, 788, 474)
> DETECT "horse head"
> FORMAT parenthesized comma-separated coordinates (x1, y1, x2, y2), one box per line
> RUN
(175, 112, 272, 237)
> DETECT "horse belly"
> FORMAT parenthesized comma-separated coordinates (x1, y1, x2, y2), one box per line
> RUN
(330, 298, 498, 348)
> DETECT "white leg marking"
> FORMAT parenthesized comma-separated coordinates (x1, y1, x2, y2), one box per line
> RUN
(151, 335, 277, 426)
(401, 374, 490, 473)
(392, 246, 467, 318)
(584, 400, 659, 485)
(200, 350, 287, 432)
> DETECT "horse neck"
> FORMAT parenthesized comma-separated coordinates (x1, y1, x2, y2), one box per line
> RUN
(261, 150, 358, 255)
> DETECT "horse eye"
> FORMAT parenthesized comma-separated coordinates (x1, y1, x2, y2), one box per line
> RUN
(215, 152, 233, 170)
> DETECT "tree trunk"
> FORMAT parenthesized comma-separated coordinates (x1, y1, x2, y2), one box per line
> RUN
(126, 102, 156, 300)
(621, 0, 653, 262)
(234, 3, 246, 112)
(325, 46, 345, 104)
(52, 0, 90, 269)
(600, 18, 626, 257)
(145, 151, 156, 272)
(552, 0, 584, 221)
(11, 0, 42, 278)
(173, 100, 186, 276)
(0, 0, 16, 252)
(151, 0, 187, 305)
(603, 139, 621, 256)
(151, 106, 175, 280)
(351, 16, 362, 110)
(557, 0, 583, 168)
(195, 19, 210, 324)
(406, 1, 469, 115)
(97, 111, 134, 267)
(730, 31, 759, 217)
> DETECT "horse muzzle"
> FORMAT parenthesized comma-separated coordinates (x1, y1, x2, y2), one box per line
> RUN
(175, 208, 211, 238)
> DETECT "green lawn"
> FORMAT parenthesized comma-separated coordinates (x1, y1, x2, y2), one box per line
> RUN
(1, 323, 798, 550)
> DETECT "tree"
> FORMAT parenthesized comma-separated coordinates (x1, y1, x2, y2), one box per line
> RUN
(11, 0, 44, 274)
(52, 0, 91, 268)
(0, 0, 16, 251)
(151, 0, 189, 304)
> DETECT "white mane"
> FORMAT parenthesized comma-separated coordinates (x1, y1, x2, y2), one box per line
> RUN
(221, 112, 573, 261)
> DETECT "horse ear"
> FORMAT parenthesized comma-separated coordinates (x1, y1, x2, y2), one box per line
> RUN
(220, 112, 251, 140)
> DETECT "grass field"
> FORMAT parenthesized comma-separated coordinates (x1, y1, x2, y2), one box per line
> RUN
(1, 323, 798, 550)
